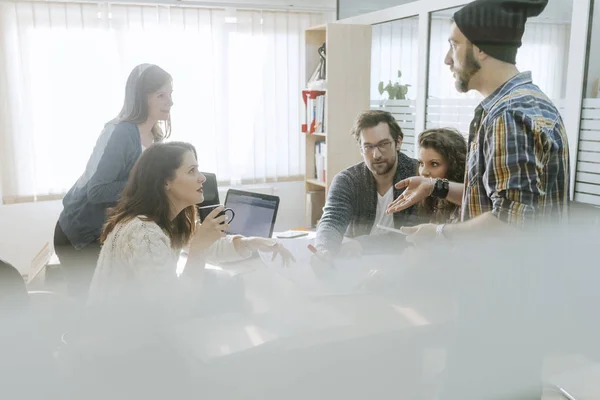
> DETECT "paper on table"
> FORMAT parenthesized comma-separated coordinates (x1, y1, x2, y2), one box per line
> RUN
(266, 236, 316, 265)
(258, 237, 384, 296)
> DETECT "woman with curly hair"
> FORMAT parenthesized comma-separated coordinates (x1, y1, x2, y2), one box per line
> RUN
(416, 128, 467, 224)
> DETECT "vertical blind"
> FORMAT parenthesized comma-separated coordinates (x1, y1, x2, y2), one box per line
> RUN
(0, 1, 324, 202)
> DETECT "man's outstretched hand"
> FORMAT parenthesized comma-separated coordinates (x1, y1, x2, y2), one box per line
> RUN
(386, 176, 434, 214)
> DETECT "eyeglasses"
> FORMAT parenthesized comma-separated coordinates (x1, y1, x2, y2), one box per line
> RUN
(360, 140, 394, 155)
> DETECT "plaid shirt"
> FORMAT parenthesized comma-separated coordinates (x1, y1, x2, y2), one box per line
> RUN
(461, 72, 570, 227)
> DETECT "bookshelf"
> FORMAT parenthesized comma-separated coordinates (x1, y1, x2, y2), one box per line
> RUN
(303, 23, 372, 227)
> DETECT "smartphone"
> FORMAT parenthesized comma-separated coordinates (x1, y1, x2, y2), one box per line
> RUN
(375, 224, 409, 235)
(276, 230, 309, 239)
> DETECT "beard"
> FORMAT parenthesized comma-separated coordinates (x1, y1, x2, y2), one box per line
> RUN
(454, 45, 481, 93)
(369, 155, 397, 176)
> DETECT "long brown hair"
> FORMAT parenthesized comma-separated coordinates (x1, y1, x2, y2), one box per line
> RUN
(101, 142, 198, 249)
(117, 64, 172, 141)
(417, 128, 467, 223)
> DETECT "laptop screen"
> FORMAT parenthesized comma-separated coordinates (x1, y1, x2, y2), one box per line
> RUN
(224, 189, 279, 238)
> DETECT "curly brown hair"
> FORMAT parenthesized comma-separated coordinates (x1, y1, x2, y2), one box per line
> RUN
(417, 128, 467, 224)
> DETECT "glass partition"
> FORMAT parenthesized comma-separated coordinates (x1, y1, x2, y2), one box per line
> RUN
(370, 16, 419, 156)
(426, 2, 572, 138)
(575, 0, 600, 206)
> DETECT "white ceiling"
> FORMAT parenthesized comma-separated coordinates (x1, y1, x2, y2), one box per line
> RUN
(68, 0, 336, 12)
(428, 1, 573, 24)
(338, 0, 573, 23)
(338, 0, 415, 19)
(176, 0, 336, 12)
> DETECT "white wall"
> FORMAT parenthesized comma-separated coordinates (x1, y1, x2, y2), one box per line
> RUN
(0, 200, 63, 276)
(235, 180, 306, 232)
(0, 180, 305, 275)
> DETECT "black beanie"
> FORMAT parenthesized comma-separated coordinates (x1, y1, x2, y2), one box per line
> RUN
(453, 0, 548, 64)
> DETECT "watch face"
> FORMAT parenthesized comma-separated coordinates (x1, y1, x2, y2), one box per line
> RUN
(432, 178, 449, 199)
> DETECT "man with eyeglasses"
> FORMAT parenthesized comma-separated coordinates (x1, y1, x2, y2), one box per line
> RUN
(313, 110, 421, 261)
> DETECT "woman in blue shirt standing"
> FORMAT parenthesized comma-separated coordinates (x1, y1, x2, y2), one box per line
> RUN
(54, 64, 173, 299)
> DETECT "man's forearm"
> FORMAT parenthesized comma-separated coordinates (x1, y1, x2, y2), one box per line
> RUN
(446, 182, 465, 205)
(315, 225, 344, 255)
(444, 211, 515, 240)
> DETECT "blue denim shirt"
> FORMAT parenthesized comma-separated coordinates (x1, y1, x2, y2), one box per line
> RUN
(58, 121, 141, 249)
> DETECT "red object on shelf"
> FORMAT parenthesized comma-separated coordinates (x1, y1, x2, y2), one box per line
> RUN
(302, 90, 326, 134)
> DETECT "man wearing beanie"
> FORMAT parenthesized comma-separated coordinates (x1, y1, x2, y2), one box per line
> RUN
(384, 0, 571, 399)
(387, 0, 569, 233)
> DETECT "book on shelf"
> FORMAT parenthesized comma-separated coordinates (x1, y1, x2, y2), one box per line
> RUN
(314, 141, 327, 182)
(301, 90, 326, 134)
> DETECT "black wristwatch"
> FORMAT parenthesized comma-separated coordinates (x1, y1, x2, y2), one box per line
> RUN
(431, 178, 450, 199)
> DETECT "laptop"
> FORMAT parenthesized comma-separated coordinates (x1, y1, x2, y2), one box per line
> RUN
(196, 172, 220, 222)
(224, 189, 280, 238)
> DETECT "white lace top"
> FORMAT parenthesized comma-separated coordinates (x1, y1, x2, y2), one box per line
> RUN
(87, 216, 251, 308)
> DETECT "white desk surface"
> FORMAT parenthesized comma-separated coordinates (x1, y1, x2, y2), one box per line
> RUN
(169, 232, 456, 367)
(30, 231, 455, 371)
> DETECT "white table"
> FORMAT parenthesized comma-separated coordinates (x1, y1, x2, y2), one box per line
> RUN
(31, 232, 456, 398)
(168, 236, 456, 398)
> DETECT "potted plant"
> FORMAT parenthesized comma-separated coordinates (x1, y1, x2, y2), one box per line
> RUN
(378, 70, 411, 100)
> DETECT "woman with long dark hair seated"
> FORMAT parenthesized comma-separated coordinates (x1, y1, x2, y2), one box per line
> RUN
(87, 141, 291, 309)
(74, 142, 292, 398)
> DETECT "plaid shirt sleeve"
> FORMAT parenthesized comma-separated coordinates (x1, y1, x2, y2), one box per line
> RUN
(481, 111, 542, 228)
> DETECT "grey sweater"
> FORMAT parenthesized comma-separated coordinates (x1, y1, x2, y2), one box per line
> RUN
(315, 152, 425, 255)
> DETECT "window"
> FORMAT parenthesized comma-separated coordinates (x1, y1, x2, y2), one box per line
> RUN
(0, 2, 324, 202)
(370, 17, 419, 156)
